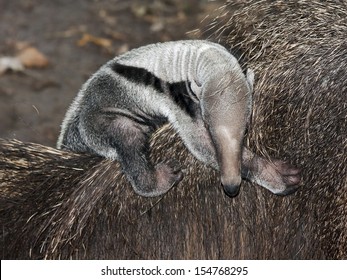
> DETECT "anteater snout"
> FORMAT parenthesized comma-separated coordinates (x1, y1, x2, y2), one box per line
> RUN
(221, 176, 241, 197)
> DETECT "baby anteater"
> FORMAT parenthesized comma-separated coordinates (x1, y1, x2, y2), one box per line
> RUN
(58, 40, 300, 197)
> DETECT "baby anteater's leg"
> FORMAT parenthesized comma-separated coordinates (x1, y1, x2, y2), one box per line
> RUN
(241, 147, 301, 195)
(81, 113, 183, 197)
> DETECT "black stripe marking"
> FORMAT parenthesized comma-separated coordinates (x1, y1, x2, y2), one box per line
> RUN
(111, 63, 165, 93)
(110, 62, 198, 118)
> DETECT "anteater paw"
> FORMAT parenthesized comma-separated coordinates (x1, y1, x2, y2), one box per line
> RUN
(253, 158, 301, 196)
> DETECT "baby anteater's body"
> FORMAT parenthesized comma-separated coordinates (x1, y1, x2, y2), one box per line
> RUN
(58, 40, 300, 197)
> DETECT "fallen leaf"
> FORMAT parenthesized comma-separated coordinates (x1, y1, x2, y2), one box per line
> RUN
(0, 57, 24, 75)
(131, 4, 148, 18)
(116, 44, 129, 55)
(150, 21, 165, 32)
(105, 29, 128, 42)
(53, 25, 87, 38)
(77, 33, 112, 50)
(16, 47, 49, 68)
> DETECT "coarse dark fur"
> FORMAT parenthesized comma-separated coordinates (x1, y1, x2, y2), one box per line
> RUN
(205, 0, 347, 258)
(1, 0, 346, 259)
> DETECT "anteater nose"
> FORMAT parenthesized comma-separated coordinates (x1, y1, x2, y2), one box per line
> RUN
(222, 183, 241, 197)
(221, 176, 242, 197)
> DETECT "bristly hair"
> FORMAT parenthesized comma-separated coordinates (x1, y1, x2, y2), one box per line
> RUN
(0, 0, 346, 260)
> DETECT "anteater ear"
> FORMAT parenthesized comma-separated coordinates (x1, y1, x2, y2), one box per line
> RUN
(246, 68, 255, 92)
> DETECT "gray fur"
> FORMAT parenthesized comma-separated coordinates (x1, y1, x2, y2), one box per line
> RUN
(58, 40, 299, 197)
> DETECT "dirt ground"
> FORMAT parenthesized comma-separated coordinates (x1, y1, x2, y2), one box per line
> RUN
(0, 0, 222, 147)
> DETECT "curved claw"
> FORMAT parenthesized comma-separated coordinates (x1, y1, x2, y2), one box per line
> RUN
(247, 157, 301, 196)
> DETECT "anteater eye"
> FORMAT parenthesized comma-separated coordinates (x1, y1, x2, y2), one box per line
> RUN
(186, 81, 199, 103)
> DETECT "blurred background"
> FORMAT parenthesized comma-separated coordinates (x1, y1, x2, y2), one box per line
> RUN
(0, 0, 221, 147)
